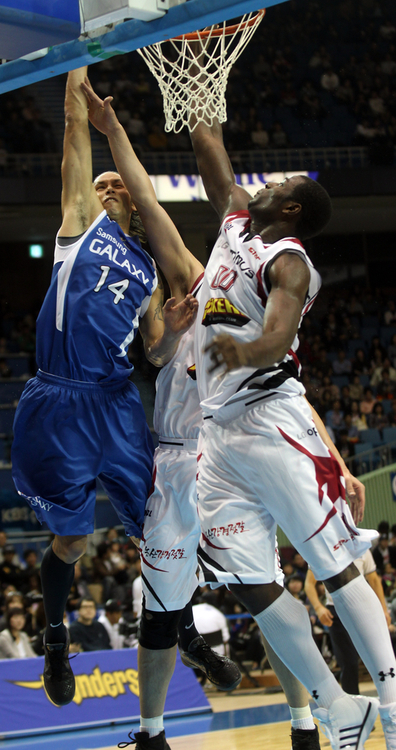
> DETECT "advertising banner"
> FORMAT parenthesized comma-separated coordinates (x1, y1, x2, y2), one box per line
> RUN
(0, 649, 210, 737)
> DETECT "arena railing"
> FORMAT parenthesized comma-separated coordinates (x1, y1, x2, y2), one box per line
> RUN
(0, 145, 388, 178)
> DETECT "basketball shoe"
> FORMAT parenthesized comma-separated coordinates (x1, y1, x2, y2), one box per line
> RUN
(118, 730, 171, 749)
(43, 629, 75, 706)
(313, 694, 379, 750)
(180, 635, 242, 691)
(291, 726, 321, 749)
(379, 702, 396, 749)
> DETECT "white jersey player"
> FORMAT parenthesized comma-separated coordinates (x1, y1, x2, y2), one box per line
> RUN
(190, 114, 396, 747)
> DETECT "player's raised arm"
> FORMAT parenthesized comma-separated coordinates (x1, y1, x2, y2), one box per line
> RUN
(189, 117, 252, 221)
(81, 77, 202, 299)
(60, 68, 102, 237)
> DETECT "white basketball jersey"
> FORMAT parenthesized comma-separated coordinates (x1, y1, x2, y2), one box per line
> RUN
(195, 210, 321, 423)
(153, 273, 204, 440)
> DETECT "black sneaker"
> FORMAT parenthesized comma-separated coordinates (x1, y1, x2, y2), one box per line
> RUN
(43, 629, 75, 706)
(180, 635, 242, 691)
(291, 726, 321, 750)
(118, 730, 171, 749)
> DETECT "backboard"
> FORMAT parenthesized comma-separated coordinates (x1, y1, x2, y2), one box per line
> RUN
(0, 0, 289, 94)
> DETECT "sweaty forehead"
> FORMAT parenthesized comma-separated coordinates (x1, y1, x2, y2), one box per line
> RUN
(94, 171, 123, 186)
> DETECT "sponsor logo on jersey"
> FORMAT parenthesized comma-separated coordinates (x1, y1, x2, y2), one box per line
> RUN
(210, 265, 238, 291)
(187, 364, 197, 380)
(89, 238, 150, 284)
(296, 427, 318, 440)
(12, 666, 139, 705)
(248, 246, 260, 260)
(206, 522, 248, 540)
(18, 492, 53, 513)
(202, 298, 250, 328)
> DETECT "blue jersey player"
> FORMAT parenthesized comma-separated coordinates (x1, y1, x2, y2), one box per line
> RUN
(11, 68, 197, 708)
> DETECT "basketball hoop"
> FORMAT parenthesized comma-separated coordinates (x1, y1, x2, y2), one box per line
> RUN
(137, 10, 266, 133)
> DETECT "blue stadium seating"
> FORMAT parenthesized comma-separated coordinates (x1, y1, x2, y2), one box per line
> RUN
(359, 428, 382, 444)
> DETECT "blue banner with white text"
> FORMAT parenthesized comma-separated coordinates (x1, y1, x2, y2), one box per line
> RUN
(0, 649, 211, 737)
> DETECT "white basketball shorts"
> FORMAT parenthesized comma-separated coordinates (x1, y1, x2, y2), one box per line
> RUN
(196, 395, 377, 585)
(140, 442, 201, 612)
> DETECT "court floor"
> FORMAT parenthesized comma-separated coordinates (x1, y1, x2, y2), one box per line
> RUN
(0, 682, 387, 750)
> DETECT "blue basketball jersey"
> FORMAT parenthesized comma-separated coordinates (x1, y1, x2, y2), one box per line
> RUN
(36, 210, 157, 383)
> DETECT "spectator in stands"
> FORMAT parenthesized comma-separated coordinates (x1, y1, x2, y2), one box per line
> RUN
(326, 399, 345, 436)
(92, 542, 121, 603)
(340, 385, 353, 412)
(0, 590, 25, 631)
(360, 387, 377, 415)
(369, 336, 387, 364)
(316, 348, 334, 378)
(373, 535, 392, 575)
(0, 607, 37, 659)
(270, 121, 288, 148)
(371, 358, 396, 388)
(20, 549, 40, 593)
(192, 588, 231, 658)
(285, 575, 308, 606)
(69, 597, 111, 652)
(66, 561, 91, 613)
(291, 552, 308, 582)
(250, 121, 269, 149)
(343, 413, 360, 443)
(388, 334, 396, 368)
(309, 46, 331, 70)
(349, 374, 364, 401)
(350, 399, 368, 432)
(147, 122, 168, 151)
(0, 545, 22, 589)
(336, 429, 355, 461)
(383, 301, 396, 327)
(333, 349, 352, 375)
(347, 294, 364, 319)
(377, 369, 396, 400)
(98, 599, 124, 650)
(0, 358, 12, 378)
(320, 67, 340, 92)
(368, 401, 389, 431)
(352, 348, 370, 376)
(388, 401, 396, 427)
(319, 375, 340, 402)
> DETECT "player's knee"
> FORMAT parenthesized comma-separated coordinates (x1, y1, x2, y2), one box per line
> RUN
(323, 562, 360, 592)
(53, 535, 87, 564)
(138, 607, 182, 650)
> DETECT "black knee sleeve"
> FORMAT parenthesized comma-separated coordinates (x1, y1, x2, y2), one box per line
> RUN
(138, 606, 183, 650)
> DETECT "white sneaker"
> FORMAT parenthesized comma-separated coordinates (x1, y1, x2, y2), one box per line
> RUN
(379, 702, 396, 750)
(313, 694, 379, 749)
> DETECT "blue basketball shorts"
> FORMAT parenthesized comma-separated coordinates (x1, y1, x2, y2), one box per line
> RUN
(11, 370, 154, 537)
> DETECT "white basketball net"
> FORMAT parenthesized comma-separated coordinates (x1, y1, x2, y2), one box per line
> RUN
(137, 11, 265, 133)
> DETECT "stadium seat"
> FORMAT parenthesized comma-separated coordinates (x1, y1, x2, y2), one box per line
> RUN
(383, 427, 396, 444)
(331, 375, 350, 389)
(381, 400, 393, 414)
(359, 374, 370, 387)
(359, 428, 381, 444)
(380, 326, 396, 348)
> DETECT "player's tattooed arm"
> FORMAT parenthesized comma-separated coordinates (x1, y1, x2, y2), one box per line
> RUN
(306, 398, 365, 525)
(140, 279, 198, 367)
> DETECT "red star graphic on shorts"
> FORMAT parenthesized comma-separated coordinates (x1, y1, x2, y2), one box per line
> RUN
(277, 426, 346, 541)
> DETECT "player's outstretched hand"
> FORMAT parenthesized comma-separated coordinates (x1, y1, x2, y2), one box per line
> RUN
(80, 76, 119, 136)
(163, 294, 198, 336)
(205, 334, 248, 374)
(343, 468, 365, 525)
(316, 605, 334, 628)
